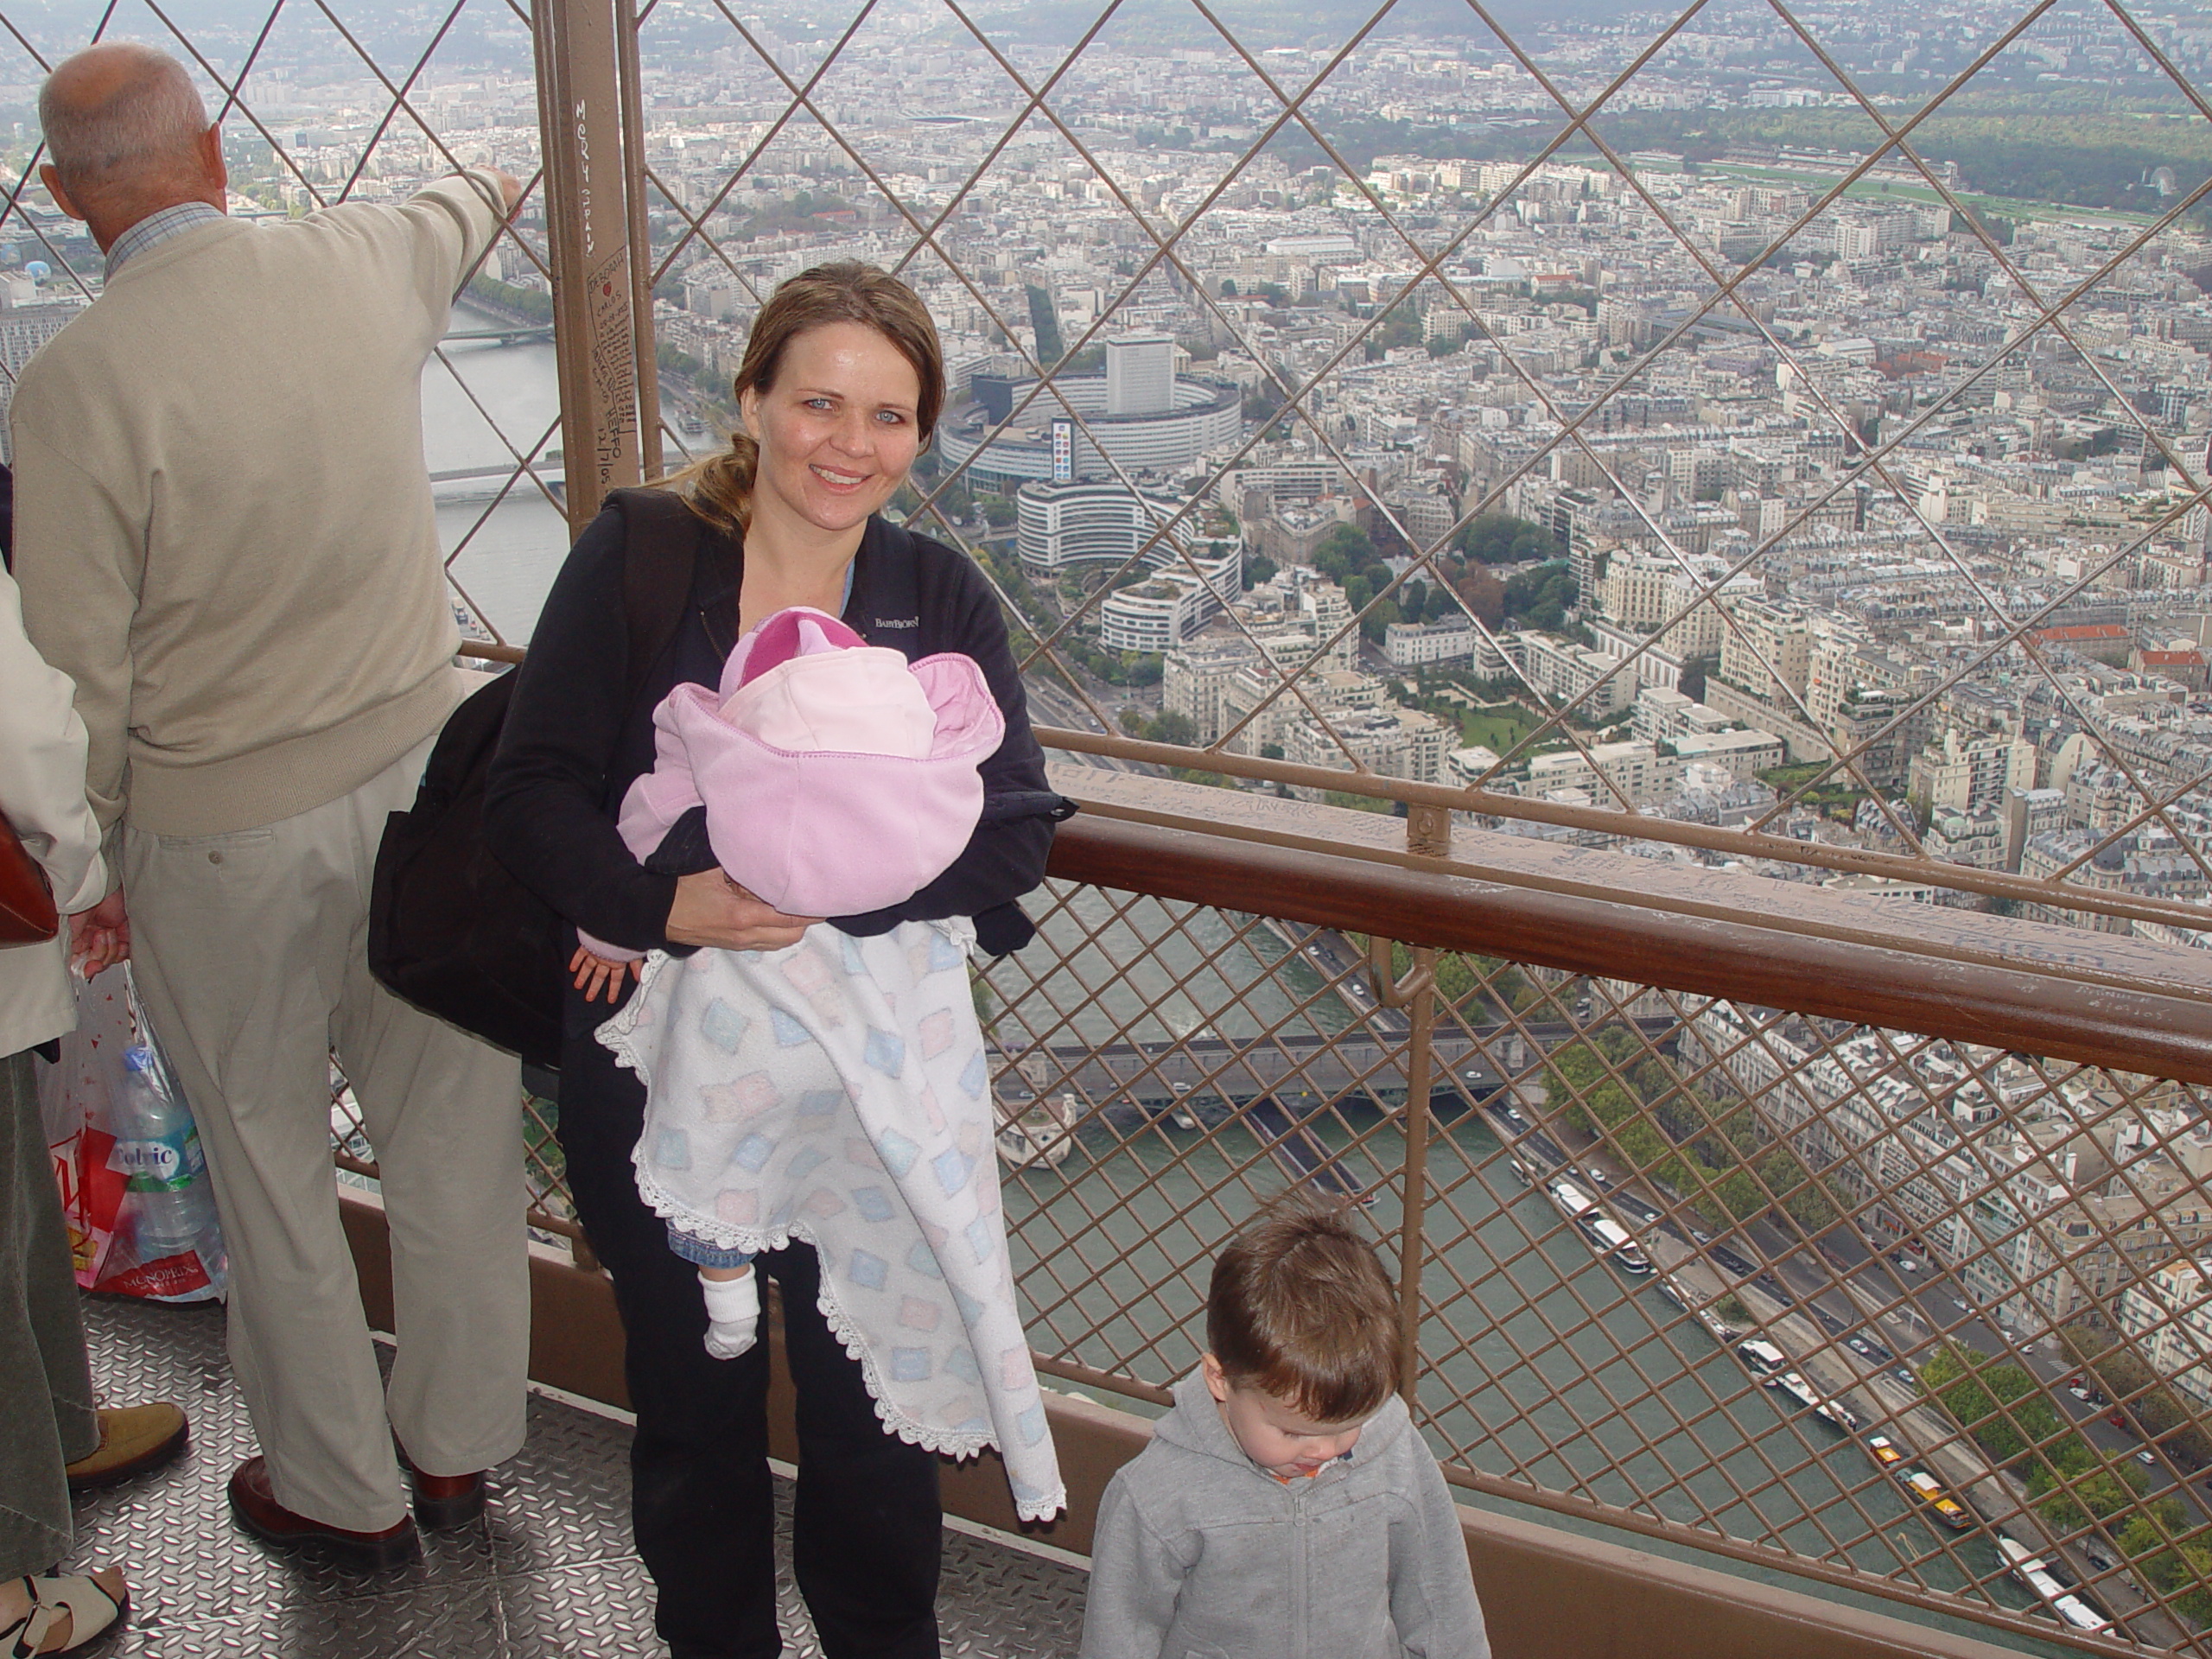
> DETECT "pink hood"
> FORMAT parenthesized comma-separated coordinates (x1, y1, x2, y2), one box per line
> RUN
(615, 606, 1004, 919)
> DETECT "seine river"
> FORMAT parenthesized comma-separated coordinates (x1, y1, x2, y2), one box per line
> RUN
(426, 325, 2073, 1653)
(425, 299, 707, 642)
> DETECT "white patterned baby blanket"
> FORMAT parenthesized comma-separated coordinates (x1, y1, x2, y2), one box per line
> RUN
(597, 918, 1065, 1522)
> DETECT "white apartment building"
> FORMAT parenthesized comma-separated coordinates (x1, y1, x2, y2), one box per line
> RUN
(1105, 333, 1177, 416)
(1669, 727, 1785, 782)
(2120, 1257, 2212, 1411)
(1632, 685, 1738, 744)
(1525, 741, 1680, 806)
(1716, 594, 1813, 709)
(1907, 729, 2037, 816)
(1598, 554, 1728, 658)
(1385, 614, 1489, 670)
(1515, 631, 1634, 719)
(2003, 786, 2069, 874)
(1016, 480, 1241, 594)
(1163, 636, 1258, 741)
(1924, 806, 2008, 871)
(1283, 705, 1451, 790)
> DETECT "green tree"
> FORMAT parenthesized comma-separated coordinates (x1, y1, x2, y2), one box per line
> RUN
(1141, 710, 1198, 747)
(1503, 563, 1577, 631)
(1363, 302, 1424, 361)
(1359, 597, 1402, 645)
(1457, 512, 1562, 565)
(1313, 523, 1378, 582)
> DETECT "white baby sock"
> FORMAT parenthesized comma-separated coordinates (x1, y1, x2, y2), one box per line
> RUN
(701, 1268, 760, 1360)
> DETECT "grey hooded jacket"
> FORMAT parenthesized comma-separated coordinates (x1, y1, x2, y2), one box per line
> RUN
(1078, 1372, 1490, 1659)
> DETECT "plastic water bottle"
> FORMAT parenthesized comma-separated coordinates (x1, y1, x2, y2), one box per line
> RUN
(109, 1044, 215, 1259)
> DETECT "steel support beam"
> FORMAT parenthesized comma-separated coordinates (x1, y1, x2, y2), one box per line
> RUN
(533, 0, 644, 529)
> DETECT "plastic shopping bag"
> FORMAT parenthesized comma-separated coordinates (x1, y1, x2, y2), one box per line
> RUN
(35, 964, 228, 1302)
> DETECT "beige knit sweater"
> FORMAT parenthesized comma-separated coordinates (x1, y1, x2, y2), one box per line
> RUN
(11, 171, 508, 839)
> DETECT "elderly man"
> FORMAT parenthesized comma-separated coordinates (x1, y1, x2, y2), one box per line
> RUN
(13, 41, 530, 1567)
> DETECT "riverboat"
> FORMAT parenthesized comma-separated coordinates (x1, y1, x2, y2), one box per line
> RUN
(1547, 1179, 1651, 1274)
(1735, 1338, 1786, 1376)
(1580, 1213, 1653, 1275)
(1764, 1370, 1859, 1431)
(995, 1095, 1077, 1171)
(1899, 1467, 1974, 1530)
(1998, 1536, 2113, 1633)
(1547, 1178, 1597, 1222)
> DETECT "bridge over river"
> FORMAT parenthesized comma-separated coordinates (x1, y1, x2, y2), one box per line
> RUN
(429, 461, 566, 505)
(442, 323, 554, 346)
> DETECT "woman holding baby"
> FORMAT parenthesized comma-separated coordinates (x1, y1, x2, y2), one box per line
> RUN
(485, 263, 1068, 1659)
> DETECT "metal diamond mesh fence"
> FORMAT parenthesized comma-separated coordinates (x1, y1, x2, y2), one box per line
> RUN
(980, 893, 2212, 1650)
(621, 0, 2212, 931)
(0, 0, 559, 645)
(11, 0, 2212, 1649)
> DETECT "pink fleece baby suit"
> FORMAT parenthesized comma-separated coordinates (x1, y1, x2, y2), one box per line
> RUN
(576, 607, 1004, 960)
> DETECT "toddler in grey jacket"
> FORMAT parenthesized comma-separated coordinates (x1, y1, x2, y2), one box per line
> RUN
(1079, 1192, 1490, 1659)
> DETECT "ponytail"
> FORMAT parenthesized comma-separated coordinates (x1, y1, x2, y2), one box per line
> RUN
(669, 428, 760, 537)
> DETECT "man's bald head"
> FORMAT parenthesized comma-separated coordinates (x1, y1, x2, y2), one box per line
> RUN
(40, 42, 222, 245)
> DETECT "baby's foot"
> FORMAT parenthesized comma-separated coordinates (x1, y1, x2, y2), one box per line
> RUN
(701, 1268, 760, 1359)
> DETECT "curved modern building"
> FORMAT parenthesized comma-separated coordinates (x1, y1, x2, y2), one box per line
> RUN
(1015, 481, 1242, 588)
(939, 373, 1243, 486)
(1016, 480, 1243, 652)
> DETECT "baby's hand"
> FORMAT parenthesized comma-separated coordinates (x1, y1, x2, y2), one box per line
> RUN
(570, 944, 643, 1002)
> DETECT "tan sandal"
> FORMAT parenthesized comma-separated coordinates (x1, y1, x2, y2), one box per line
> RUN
(1, 1573, 128, 1656)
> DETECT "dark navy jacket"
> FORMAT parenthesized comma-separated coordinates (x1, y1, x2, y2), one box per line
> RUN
(484, 501, 1061, 963)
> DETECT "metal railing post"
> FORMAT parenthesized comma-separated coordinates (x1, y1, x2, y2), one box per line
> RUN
(533, 0, 645, 529)
(1395, 952, 1438, 1408)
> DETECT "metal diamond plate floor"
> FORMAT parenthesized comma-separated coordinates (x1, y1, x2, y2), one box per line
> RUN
(63, 1295, 1089, 1657)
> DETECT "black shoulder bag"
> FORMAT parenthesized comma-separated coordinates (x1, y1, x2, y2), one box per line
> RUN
(367, 488, 707, 1070)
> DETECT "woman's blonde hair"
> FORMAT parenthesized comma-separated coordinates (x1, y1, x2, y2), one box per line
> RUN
(671, 261, 944, 537)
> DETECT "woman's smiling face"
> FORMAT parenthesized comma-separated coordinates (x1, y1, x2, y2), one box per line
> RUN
(740, 320, 924, 537)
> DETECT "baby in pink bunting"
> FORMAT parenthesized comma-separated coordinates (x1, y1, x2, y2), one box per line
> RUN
(571, 602, 1003, 1357)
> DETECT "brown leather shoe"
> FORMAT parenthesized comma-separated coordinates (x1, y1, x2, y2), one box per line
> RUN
(404, 1463, 487, 1530)
(226, 1457, 419, 1568)
(65, 1402, 188, 1491)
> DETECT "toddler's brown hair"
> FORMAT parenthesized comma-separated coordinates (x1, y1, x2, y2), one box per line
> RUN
(1205, 1189, 1401, 1423)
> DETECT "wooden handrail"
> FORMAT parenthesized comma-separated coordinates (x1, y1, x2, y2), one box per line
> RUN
(1046, 791, 2212, 1085)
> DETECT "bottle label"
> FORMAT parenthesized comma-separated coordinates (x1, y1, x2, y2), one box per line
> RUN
(108, 1127, 206, 1191)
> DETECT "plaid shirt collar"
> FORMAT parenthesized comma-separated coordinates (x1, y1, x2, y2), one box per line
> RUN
(105, 201, 226, 280)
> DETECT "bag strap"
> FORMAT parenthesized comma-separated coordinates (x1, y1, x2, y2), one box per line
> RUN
(606, 486, 708, 699)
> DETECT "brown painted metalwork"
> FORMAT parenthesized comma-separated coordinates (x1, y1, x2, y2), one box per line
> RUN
(11, 0, 2212, 1648)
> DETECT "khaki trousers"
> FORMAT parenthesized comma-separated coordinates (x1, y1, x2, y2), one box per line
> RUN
(124, 734, 527, 1532)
